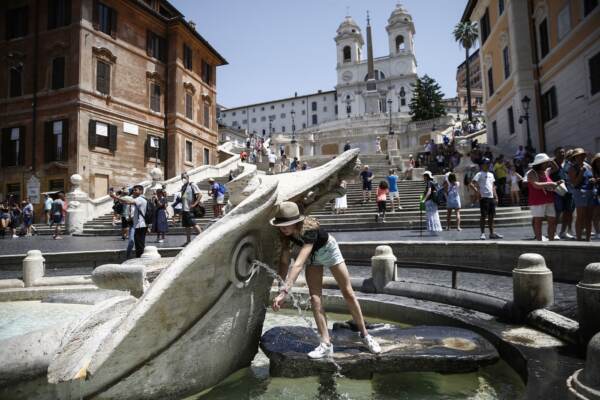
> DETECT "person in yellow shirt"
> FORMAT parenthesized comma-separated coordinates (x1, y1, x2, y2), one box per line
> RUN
(494, 155, 508, 206)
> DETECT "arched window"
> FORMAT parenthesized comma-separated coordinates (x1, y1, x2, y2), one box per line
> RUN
(395, 35, 405, 52)
(343, 46, 351, 62)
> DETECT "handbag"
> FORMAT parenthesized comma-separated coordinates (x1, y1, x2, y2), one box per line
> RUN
(554, 182, 567, 197)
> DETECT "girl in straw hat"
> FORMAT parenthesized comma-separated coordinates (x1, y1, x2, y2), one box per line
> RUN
(271, 202, 381, 359)
(526, 153, 561, 241)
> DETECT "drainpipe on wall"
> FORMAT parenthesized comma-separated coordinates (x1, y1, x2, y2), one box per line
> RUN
(163, 21, 170, 178)
(32, 0, 40, 174)
(527, 0, 547, 152)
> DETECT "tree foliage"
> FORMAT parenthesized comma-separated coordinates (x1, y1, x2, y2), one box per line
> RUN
(453, 21, 479, 121)
(409, 75, 446, 121)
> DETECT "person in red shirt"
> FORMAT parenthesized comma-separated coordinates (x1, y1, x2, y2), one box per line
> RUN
(375, 180, 389, 222)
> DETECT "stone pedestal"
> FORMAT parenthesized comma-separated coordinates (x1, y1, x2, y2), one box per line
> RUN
(145, 167, 163, 198)
(92, 264, 146, 298)
(578, 263, 600, 344)
(371, 245, 396, 293)
(291, 140, 300, 160)
(567, 332, 600, 399)
(66, 174, 91, 235)
(512, 253, 554, 317)
(22, 250, 45, 287)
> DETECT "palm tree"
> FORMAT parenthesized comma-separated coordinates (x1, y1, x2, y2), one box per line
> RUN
(453, 21, 479, 122)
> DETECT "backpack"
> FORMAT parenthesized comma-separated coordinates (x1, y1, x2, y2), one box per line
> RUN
(429, 182, 442, 205)
(113, 201, 124, 215)
(136, 197, 155, 226)
(217, 183, 227, 195)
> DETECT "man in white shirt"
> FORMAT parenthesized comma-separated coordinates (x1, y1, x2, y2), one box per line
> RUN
(469, 158, 503, 240)
(111, 185, 147, 257)
(268, 151, 277, 174)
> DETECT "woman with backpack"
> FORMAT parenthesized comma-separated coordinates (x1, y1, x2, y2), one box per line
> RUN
(423, 171, 442, 235)
(375, 180, 389, 223)
(270, 202, 381, 359)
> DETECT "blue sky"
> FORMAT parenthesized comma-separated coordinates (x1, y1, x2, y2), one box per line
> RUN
(171, 1, 468, 108)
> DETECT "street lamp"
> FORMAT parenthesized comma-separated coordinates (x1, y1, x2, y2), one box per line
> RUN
(518, 95, 533, 151)
(387, 98, 393, 135)
(291, 110, 297, 144)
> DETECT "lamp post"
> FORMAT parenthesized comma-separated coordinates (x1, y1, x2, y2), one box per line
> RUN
(387, 98, 393, 135)
(520, 95, 533, 151)
(291, 110, 296, 144)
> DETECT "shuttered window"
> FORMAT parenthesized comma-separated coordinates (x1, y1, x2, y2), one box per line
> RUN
(203, 102, 210, 128)
(539, 19, 550, 59)
(487, 67, 494, 96)
(48, 0, 71, 29)
(6, 6, 28, 39)
(183, 44, 192, 70)
(201, 60, 212, 84)
(150, 83, 161, 112)
(145, 135, 165, 161)
(541, 87, 558, 123)
(147, 31, 166, 62)
(88, 120, 117, 151)
(1, 127, 25, 167)
(185, 93, 193, 119)
(590, 51, 600, 96)
(9, 66, 23, 97)
(96, 60, 110, 94)
(51, 57, 65, 90)
(44, 119, 69, 162)
(480, 9, 490, 44)
(93, 1, 117, 37)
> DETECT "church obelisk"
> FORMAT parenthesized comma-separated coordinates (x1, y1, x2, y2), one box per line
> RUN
(364, 11, 380, 114)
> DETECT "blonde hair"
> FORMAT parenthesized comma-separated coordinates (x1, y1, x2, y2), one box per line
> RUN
(299, 216, 320, 233)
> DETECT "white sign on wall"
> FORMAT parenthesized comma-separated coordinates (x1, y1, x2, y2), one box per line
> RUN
(27, 175, 41, 204)
(123, 122, 139, 135)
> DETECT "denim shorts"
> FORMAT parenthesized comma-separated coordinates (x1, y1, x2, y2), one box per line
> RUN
(573, 190, 593, 208)
(309, 235, 345, 269)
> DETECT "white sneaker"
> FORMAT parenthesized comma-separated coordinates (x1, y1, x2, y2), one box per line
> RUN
(480, 233, 486, 240)
(362, 334, 381, 354)
(308, 342, 333, 359)
(542, 236, 549, 242)
(12, 234, 18, 239)
(397, 206, 403, 210)
(560, 232, 574, 239)
(553, 235, 560, 240)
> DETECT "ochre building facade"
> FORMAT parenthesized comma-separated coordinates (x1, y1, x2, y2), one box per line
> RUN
(0, 0, 226, 210)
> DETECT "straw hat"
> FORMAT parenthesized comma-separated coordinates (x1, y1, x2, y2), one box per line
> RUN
(529, 153, 551, 167)
(270, 202, 305, 226)
(591, 153, 600, 167)
(423, 171, 434, 179)
(569, 148, 586, 159)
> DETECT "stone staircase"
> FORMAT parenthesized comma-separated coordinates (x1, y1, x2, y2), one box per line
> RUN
(31, 153, 531, 236)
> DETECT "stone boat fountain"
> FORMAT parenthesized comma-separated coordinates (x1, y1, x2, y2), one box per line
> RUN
(0, 150, 360, 400)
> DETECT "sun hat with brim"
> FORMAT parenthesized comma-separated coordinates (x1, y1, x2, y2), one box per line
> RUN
(529, 153, 551, 167)
(569, 148, 586, 159)
(270, 202, 305, 226)
(423, 171, 434, 179)
(591, 153, 600, 167)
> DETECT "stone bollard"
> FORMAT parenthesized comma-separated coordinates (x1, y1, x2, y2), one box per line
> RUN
(512, 253, 554, 317)
(140, 246, 161, 260)
(22, 250, 45, 287)
(567, 332, 600, 399)
(371, 246, 396, 293)
(577, 263, 600, 344)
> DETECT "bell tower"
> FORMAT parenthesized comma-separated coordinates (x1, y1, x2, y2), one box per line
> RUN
(334, 15, 364, 66)
(386, 3, 415, 56)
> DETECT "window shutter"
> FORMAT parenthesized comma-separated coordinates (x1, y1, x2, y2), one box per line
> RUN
(18, 126, 25, 166)
(48, 0, 57, 29)
(88, 119, 97, 148)
(52, 57, 65, 90)
(144, 135, 150, 160)
(146, 30, 152, 56)
(0, 128, 9, 167)
(108, 123, 117, 152)
(110, 8, 117, 38)
(62, 118, 69, 161)
(92, 0, 99, 30)
(159, 36, 166, 62)
(159, 137, 166, 161)
(64, 0, 72, 25)
(44, 121, 54, 162)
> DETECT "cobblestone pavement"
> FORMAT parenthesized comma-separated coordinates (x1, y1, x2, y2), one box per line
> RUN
(1, 226, 599, 256)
